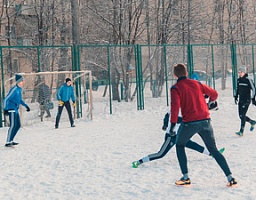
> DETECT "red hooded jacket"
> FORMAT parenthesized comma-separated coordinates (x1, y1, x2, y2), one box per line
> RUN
(170, 77, 218, 123)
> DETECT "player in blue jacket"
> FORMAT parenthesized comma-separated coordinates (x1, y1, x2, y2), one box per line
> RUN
(55, 78, 76, 129)
(3, 74, 30, 147)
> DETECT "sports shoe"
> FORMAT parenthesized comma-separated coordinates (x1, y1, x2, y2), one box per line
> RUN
(11, 142, 19, 145)
(227, 178, 237, 187)
(45, 115, 51, 118)
(175, 177, 191, 185)
(250, 121, 256, 131)
(71, 124, 76, 127)
(235, 131, 243, 136)
(55, 125, 58, 129)
(219, 147, 225, 154)
(132, 161, 140, 168)
(210, 147, 225, 156)
(5, 143, 13, 147)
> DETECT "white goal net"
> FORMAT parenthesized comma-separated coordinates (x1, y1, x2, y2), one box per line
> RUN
(4, 70, 93, 126)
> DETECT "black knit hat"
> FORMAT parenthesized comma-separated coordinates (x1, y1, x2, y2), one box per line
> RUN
(66, 78, 71, 83)
(15, 74, 24, 83)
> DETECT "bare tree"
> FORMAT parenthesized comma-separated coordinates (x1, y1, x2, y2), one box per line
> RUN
(2, 0, 256, 102)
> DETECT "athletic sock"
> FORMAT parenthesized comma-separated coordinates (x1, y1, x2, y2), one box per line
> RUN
(227, 174, 233, 182)
(183, 173, 189, 180)
(141, 156, 150, 163)
(203, 148, 210, 155)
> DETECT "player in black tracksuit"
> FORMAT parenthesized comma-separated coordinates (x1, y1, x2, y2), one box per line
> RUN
(131, 108, 224, 168)
(234, 66, 256, 136)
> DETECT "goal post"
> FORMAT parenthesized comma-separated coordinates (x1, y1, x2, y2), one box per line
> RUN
(4, 70, 93, 126)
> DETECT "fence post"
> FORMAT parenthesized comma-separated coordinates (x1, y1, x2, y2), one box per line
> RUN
(163, 44, 169, 106)
(0, 47, 3, 127)
(138, 45, 144, 110)
(211, 44, 215, 89)
(135, 44, 144, 110)
(107, 45, 113, 114)
(120, 82, 125, 100)
(72, 44, 82, 118)
(230, 41, 238, 97)
(37, 46, 41, 72)
(187, 44, 194, 78)
(252, 45, 255, 84)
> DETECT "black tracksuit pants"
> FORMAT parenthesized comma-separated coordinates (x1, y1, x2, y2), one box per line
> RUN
(55, 101, 74, 127)
(238, 101, 253, 132)
(6, 111, 21, 143)
(148, 134, 205, 161)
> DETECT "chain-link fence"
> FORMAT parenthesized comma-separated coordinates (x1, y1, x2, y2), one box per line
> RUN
(1, 43, 256, 126)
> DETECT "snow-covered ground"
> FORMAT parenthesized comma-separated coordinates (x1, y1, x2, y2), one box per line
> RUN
(0, 78, 256, 199)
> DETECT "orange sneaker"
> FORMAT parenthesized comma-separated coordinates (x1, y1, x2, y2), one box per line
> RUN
(175, 178, 191, 185)
(227, 178, 238, 187)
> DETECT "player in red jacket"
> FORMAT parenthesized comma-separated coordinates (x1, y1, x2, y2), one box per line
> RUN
(170, 63, 237, 187)
(131, 109, 225, 168)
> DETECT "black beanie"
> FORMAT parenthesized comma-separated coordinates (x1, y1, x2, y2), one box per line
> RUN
(15, 74, 24, 83)
(66, 78, 71, 83)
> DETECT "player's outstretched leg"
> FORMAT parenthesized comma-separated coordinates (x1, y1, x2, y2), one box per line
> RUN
(132, 160, 142, 168)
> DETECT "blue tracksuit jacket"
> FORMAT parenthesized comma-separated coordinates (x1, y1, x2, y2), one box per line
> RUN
(4, 84, 28, 112)
(57, 83, 76, 102)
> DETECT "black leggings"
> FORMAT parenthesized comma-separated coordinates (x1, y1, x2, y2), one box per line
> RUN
(176, 120, 232, 177)
(238, 101, 252, 131)
(55, 101, 74, 127)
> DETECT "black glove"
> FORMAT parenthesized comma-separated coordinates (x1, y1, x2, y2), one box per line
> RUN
(169, 123, 176, 137)
(162, 112, 169, 131)
(208, 101, 218, 111)
(204, 94, 209, 99)
(252, 98, 256, 106)
(165, 132, 177, 140)
(3, 110, 9, 116)
(169, 130, 176, 137)
(164, 122, 176, 139)
(162, 125, 167, 131)
(234, 97, 238, 105)
(25, 105, 30, 112)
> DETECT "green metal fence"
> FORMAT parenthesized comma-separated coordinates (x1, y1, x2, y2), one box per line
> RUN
(1, 43, 256, 127)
